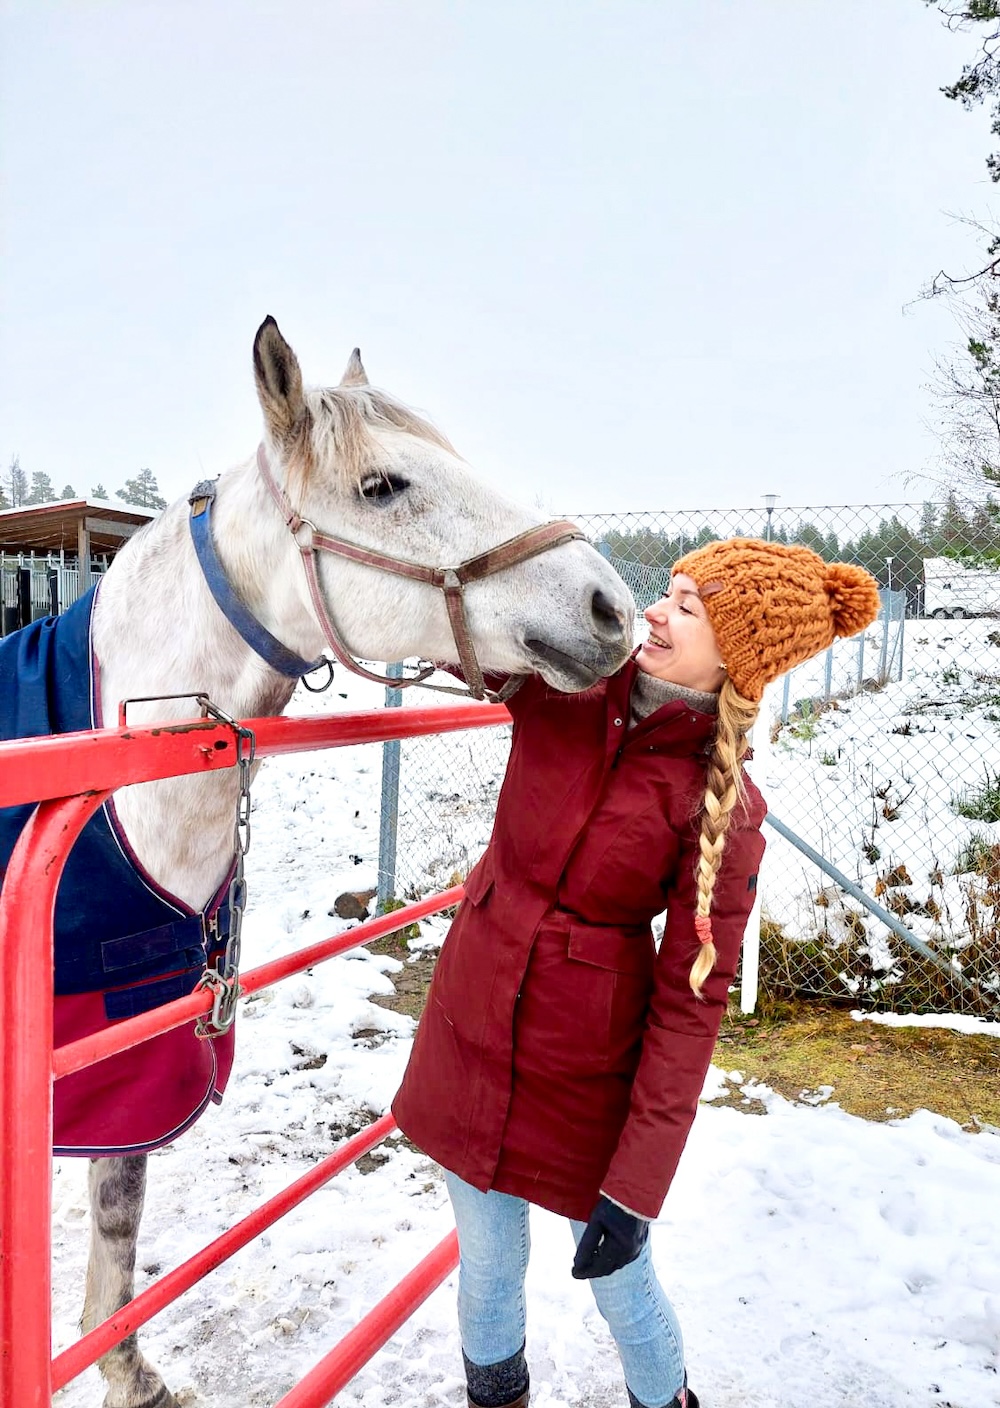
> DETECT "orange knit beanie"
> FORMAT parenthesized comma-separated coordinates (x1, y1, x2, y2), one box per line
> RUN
(672, 538, 882, 703)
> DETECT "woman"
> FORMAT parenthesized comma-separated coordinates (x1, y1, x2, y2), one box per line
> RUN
(393, 539, 880, 1408)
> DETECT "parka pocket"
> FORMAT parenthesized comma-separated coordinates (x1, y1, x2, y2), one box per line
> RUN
(567, 923, 654, 978)
(565, 922, 654, 1073)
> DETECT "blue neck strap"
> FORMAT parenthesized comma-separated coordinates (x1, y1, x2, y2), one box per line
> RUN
(188, 480, 326, 679)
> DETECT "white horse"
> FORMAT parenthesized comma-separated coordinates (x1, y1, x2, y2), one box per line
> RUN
(58, 317, 634, 1407)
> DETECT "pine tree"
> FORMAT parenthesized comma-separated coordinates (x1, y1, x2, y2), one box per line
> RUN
(26, 471, 56, 504)
(0, 481, 8, 509)
(793, 521, 832, 559)
(939, 492, 972, 552)
(116, 469, 167, 511)
(844, 515, 927, 609)
(91, 482, 109, 500)
(60, 483, 77, 499)
(919, 502, 939, 548)
(927, 2, 1000, 184)
(4, 455, 27, 507)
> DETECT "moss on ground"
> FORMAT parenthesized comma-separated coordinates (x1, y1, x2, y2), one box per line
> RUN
(713, 998, 1000, 1129)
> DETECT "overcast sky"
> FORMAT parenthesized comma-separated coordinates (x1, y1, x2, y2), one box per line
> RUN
(1, 1, 995, 518)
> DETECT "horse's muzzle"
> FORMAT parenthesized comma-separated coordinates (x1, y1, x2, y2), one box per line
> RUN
(524, 636, 628, 692)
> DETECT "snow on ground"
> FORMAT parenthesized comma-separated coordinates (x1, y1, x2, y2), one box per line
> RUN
(852, 1011, 1000, 1039)
(51, 673, 1000, 1408)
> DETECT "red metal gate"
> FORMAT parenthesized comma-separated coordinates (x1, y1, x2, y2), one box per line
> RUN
(0, 701, 510, 1406)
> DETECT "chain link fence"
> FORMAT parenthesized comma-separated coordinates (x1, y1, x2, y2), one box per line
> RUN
(12, 496, 999, 1015)
(380, 500, 1000, 1017)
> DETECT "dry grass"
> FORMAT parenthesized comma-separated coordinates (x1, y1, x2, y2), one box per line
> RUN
(713, 998, 1000, 1129)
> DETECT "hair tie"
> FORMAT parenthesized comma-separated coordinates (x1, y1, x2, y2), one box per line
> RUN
(694, 914, 714, 945)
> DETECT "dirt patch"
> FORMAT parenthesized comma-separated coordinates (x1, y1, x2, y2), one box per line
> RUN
(367, 933, 438, 1022)
(356, 1147, 393, 1175)
(714, 999, 1000, 1129)
(698, 1083, 771, 1116)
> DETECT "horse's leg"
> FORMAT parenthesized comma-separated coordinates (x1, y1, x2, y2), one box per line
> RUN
(83, 1155, 178, 1408)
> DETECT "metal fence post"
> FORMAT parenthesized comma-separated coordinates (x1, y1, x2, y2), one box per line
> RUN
(878, 594, 890, 680)
(740, 681, 776, 1013)
(377, 662, 404, 912)
(1, 790, 109, 1407)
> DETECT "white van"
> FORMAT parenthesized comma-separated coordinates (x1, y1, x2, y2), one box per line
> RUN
(923, 556, 1000, 618)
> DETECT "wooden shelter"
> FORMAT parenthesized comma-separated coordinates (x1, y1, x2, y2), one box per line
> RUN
(0, 498, 156, 566)
(0, 499, 159, 635)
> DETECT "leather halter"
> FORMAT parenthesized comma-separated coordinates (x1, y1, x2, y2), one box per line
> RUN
(193, 445, 588, 702)
(255, 444, 588, 701)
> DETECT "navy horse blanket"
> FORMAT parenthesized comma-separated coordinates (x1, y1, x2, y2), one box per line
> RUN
(0, 587, 235, 1155)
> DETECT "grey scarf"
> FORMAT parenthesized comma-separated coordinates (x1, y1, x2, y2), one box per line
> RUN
(629, 669, 719, 728)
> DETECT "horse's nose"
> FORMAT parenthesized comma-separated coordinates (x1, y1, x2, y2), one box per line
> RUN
(591, 587, 629, 643)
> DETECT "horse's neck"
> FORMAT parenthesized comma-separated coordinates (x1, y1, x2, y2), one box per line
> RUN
(93, 462, 319, 908)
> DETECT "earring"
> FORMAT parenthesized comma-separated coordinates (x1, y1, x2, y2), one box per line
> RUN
(718, 662, 727, 671)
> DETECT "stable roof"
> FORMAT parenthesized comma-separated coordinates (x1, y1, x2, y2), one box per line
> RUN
(0, 499, 157, 558)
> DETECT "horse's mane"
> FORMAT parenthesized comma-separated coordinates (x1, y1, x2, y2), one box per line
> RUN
(306, 385, 456, 488)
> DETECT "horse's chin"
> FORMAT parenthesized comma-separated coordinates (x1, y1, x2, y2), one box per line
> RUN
(523, 638, 621, 693)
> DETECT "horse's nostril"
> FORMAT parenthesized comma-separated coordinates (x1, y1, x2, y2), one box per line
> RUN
(591, 588, 626, 638)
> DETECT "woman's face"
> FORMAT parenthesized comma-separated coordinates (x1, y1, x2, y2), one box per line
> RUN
(635, 572, 725, 693)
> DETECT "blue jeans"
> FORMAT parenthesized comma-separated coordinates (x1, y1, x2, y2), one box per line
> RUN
(444, 1172, 685, 1408)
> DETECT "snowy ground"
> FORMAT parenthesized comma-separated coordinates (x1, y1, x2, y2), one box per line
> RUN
(50, 671, 1000, 1408)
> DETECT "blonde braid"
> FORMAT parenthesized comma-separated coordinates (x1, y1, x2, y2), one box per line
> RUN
(689, 679, 760, 997)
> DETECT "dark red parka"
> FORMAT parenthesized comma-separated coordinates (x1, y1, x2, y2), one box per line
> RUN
(392, 658, 766, 1221)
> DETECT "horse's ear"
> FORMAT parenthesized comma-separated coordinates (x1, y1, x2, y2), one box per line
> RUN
(339, 348, 369, 387)
(253, 316, 306, 441)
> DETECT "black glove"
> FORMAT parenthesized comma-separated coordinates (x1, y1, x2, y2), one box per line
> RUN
(571, 1195, 650, 1280)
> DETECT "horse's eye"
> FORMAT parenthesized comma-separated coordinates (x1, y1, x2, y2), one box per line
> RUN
(359, 473, 409, 503)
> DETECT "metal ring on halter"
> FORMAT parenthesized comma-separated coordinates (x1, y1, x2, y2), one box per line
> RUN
(292, 518, 317, 551)
(300, 658, 336, 693)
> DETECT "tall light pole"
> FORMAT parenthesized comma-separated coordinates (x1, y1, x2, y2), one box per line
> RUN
(763, 493, 779, 542)
(886, 556, 894, 596)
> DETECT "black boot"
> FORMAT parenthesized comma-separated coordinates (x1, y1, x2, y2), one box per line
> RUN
(627, 1382, 699, 1408)
(464, 1345, 529, 1408)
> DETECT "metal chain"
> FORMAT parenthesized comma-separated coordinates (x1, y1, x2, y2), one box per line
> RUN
(194, 696, 256, 1039)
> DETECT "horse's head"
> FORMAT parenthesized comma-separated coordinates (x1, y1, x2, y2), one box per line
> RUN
(251, 317, 634, 692)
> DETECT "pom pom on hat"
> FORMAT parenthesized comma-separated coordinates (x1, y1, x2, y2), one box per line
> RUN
(824, 562, 882, 639)
(672, 538, 881, 702)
